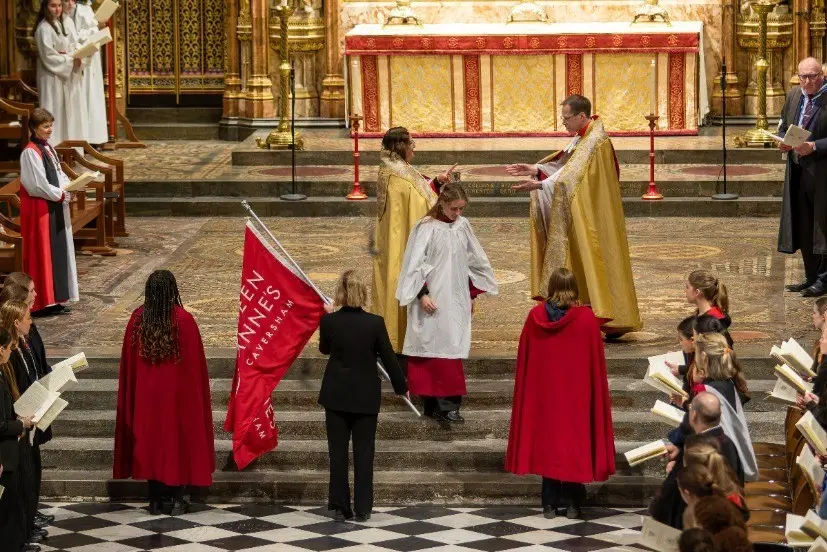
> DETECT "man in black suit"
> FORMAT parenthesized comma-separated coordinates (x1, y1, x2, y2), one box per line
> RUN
(649, 392, 742, 528)
(778, 57, 827, 297)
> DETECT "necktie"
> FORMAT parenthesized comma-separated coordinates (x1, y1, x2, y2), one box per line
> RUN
(802, 95, 816, 128)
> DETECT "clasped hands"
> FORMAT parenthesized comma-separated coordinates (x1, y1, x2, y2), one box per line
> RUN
(779, 141, 816, 156)
(506, 163, 543, 192)
(419, 295, 475, 315)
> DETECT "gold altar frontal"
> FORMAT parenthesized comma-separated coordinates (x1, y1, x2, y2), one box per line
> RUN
(345, 22, 707, 137)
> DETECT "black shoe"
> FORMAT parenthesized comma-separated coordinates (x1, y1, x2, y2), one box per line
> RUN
(149, 501, 163, 515)
(170, 500, 190, 516)
(31, 528, 47, 538)
(803, 281, 827, 297)
(355, 513, 371, 522)
(35, 512, 54, 524)
(33, 519, 49, 530)
(28, 534, 44, 544)
(543, 506, 557, 519)
(334, 510, 354, 522)
(566, 507, 582, 519)
(435, 410, 464, 423)
(787, 280, 815, 292)
(21, 545, 41, 552)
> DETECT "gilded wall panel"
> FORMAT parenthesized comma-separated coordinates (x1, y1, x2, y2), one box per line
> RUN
(491, 55, 556, 132)
(594, 54, 650, 132)
(389, 55, 453, 132)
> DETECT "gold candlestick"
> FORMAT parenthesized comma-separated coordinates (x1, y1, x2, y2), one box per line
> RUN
(739, 1, 775, 147)
(257, 0, 305, 150)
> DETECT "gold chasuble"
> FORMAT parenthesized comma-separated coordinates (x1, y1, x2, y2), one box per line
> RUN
(371, 151, 439, 351)
(529, 117, 642, 333)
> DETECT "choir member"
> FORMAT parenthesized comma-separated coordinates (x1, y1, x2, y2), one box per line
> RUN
(113, 270, 214, 515)
(35, 0, 88, 146)
(372, 127, 454, 353)
(685, 270, 732, 344)
(505, 268, 615, 519)
(63, 0, 108, 147)
(20, 108, 79, 315)
(0, 328, 37, 552)
(318, 271, 408, 522)
(395, 183, 498, 422)
(0, 301, 43, 545)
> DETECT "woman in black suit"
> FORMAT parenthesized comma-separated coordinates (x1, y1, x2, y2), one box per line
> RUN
(0, 327, 37, 552)
(319, 270, 408, 522)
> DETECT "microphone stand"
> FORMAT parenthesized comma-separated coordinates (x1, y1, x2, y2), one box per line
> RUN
(713, 59, 738, 200)
(280, 62, 306, 201)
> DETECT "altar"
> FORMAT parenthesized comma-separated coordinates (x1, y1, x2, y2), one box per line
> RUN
(345, 22, 708, 137)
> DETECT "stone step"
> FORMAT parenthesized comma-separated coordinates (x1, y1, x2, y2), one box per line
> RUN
(123, 196, 782, 217)
(130, 123, 221, 141)
(50, 409, 785, 443)
(122, 178, 784, 199)
(126, 107, 224, 124)
(60, 355, 782, 382)
(58, 377, 783, 413)
(40, 437, 674, 478)
(41, 469, 661, 506)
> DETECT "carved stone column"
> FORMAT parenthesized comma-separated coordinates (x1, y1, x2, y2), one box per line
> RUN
(223, 0, 243, 119)
(320, 0, 345, 119)
(712, 0, 744, 115)
(245, 0, 275, 119)
(811, 0, 826, 60)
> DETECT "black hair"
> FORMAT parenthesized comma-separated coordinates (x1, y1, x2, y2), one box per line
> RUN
(133, 270, 183, 364)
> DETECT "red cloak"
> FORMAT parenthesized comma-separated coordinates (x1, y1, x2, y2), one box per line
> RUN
(505, 304, 616, 483)
(113, 306, 215, 487)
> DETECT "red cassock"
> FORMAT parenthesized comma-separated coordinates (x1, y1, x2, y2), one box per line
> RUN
(505, 304, 616, 483)
(113, 305, 215, 487)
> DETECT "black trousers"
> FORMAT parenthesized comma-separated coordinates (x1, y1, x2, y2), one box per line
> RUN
(541, 478, 586, 509)
(19, 437, 36, 538)
(33, 444, 41, 508)
(422, 396, 462, 415)
(0, 468, 25, 552)
(147, 480, 185, 503)
(325, 408, 378, 517)
(791, 163, 826, 282)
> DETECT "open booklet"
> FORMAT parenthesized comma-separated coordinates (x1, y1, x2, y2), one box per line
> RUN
(811, 536, 827, 552)
(775, 363, 814, 396)
(65, 171, 101, 192)
(94, 0, 120, 23)
(766, 378, 803, 406)
(13, 381, 60, 423)
(52, 352, 88, 374)
(638, 516, 680, 552)
(796, 410, 827, 456)
(763, 124, 811, 148)
(72, 28, 112, 59)
(625, 439, 668, 467)
(789, 513, 817, 546)
(39, 362, 78, 393)
(643, 363, 687, 399)
(771, 339, 817, 378)
(651, 399, 685, 426)
(803, 509, 827, 541)
(797, 444, 827, 495)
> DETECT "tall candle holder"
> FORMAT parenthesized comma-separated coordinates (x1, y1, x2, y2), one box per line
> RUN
(739, 0, 776, 147)
(642, 114, 663, 200)
(347, 115, 368, 200)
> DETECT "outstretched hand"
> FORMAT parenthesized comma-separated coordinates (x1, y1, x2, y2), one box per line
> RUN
(512, 180, 542, 192)
(505, 163, 537, 177)
(438, 163, 458, 184)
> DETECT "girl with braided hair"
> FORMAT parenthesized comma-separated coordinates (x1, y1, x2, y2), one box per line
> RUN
(113, 270, 214, 516)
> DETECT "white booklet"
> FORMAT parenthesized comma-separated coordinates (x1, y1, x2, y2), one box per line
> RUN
(643, 362, 688, 399)
(797, 410, 827, 456)
(52, 352, 88, 374)
(789, 513, 817, 546)
(766, 378, 803, 406)
(39, 363, 78, 393)
(810, 536, 827, 552)
(638, 516, 681, 552)
(72, 28, 112, 59)
(625, 440, 668, 467)
(65, 171, 101, 192)
(797, 444, 826, 496)
(36, 397, 68, 432)
(13, 381, 60, 423)
(651, 400, 685, 426)
(803, 510, 827, 541)
(771, 339, 817, 378)
(764, 124, 812, 147)
(94, 0, 120, 23)
(775, 363, 813, 396)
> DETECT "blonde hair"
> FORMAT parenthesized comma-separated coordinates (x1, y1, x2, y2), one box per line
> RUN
(0, 301, 28, 349)
(683, 443, 742, 497)
(546, 268, 579, 307)
(688, 270, 729, 314)
(334, 270, 368, 308)
(425, 182, 468, 220)
(694, 332, 749, 396)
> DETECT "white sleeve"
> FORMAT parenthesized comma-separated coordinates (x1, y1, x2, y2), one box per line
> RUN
(20, 149, 64, 202)
(73, 7, 98, 41)
(395, 220, 436, 307)
(64, 19, 91, 68)
(461, 219, 499, 295)
(35, 23, 74, 81)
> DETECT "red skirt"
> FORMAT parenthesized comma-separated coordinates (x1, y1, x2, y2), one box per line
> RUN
(407, 357, 467, 397)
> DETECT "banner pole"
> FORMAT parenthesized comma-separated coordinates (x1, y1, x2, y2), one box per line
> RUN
(240, 201, 421, 417)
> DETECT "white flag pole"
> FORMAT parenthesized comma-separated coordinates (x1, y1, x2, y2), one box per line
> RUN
(240, 201, 421, 417)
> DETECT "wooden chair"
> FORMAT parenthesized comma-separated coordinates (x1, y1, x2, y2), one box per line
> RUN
(0, 98, 33, 175)
(0, 179, 25, 275)
(57, 141, 127, 239)
(0, 78, 39, 104)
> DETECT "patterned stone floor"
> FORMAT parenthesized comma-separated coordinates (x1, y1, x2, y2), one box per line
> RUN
(37, 216, 813, 359)
(37, 502, 652, 552)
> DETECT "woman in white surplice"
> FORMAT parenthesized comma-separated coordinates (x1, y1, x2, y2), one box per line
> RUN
(35, 0, 89, 146)
(396, 183, 498, 423)
(64, 0, 109, 146)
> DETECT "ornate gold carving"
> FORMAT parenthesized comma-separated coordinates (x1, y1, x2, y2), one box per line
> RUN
(631, 0, 672, 25)
(506, 0, 548, 23)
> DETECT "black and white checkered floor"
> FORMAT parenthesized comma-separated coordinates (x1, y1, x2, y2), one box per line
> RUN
(34, 503, 653, 552)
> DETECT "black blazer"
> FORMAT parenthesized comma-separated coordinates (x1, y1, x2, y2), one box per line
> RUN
(318, 307, 407, 414)
(0, 373, 23, 472)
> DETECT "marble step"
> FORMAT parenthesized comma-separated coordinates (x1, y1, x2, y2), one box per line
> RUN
(40, 469, 661, 507)
(57, 378, 784, 413)
(50, 409, 786, 443)
(129, 123, 221, 141)
(123, 196, 782, 218)
(59, 355, 781, 382)
(126, 107, 223, 124)
(39, 438, 676, 478)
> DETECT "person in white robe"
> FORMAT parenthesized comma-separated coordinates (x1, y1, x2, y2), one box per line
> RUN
(19, 108, 79, 314)
(395, 183, 498, 423)
(64, 0, 109, 146)
(35, 0, 89, 147)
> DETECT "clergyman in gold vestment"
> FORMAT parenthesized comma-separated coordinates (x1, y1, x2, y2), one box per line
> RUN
(507, 95, 642, 334)
(372, 127, 453, 351)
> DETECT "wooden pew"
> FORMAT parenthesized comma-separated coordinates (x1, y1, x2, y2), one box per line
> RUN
(57, 141, 128, 239)
(0, 97, 33, 175)
(0, 78, 39, 104)
(0, 180, 24, 275)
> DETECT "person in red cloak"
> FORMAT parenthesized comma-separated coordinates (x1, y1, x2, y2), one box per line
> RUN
(505, 268, 616, 519)
(114, 270, 215, 515)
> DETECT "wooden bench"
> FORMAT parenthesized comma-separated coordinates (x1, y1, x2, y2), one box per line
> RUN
(0, 78, 39, 105)
(57, 141, 128, 239)
(0, 97, 33, 175)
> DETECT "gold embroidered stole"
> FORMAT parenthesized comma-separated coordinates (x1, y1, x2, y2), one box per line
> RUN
(377, 150, 438, 220)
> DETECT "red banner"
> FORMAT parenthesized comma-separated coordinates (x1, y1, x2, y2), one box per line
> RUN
(224, 222, 325, 469)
